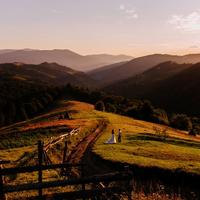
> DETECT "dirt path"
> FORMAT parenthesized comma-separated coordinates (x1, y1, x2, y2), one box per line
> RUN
(66, 119, 108, 167)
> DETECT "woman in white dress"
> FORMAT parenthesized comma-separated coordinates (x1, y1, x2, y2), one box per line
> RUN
(105, 129, 117, 144)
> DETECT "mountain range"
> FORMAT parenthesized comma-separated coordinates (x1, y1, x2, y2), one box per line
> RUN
(104, 61, 200, 116)
(2, 51, 200, 116)
(89, 53, 200, 85)
(0, 62, 95, 87)
(0, 49, 133, 71)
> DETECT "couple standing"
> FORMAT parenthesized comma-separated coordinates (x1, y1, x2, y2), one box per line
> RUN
(105, 129, 122, 144)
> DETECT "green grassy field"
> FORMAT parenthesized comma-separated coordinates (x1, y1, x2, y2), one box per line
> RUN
(0, 100, 100, 199)
(1, 100, 200, 199)
(1, 100, 200, 175)
(93, 110, 200, 175)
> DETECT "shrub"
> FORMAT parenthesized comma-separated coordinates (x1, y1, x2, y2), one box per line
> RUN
(170, 114, 192, 131)
(152, 109, 169, 125)
(153, 126, 169, 141)
(125, 106, 140, 119)
(139, 100, 154, 120)
(105, 103, 117, 113)
(95, 101, 105, 111)
(189, 125, 200, 136)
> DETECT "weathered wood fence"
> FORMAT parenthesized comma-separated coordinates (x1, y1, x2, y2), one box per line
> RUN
(0, 141, 133, 200)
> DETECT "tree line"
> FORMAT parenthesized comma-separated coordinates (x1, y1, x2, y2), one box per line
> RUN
(0, 77, 62, 126)
(1, 79, 199, 136)
(61, 84, 199, 136)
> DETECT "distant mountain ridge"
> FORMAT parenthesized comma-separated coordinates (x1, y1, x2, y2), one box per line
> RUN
(89, 53, 200, 85)
(146, 62, 200, 115)
(0, 62, 96, 87)
(105, 61, 192, 97)
(105, 61, 200, 115)
(0, 49, 133, 71)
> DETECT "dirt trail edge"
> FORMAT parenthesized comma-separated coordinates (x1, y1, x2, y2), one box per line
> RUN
(66, 119, 108, 170)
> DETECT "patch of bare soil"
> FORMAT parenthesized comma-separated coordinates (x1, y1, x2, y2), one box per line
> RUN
(66, 119, 107, 167)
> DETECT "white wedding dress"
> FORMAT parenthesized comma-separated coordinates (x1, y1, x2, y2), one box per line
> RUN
(105, 133, 117, 144)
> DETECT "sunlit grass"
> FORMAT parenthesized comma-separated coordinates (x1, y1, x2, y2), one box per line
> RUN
(93, 111, 200, 174)
(0, 100, 100, 199)
(1, 100, 200, 199)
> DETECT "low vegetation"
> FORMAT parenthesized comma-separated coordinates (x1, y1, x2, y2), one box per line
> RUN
(91, 108, 200, 175)
(0, 100, 100, 199)
(1, 100, 200, 199)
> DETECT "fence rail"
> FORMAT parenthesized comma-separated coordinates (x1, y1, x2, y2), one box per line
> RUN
(3, 171, 131, 193)
(0, 140, 133, 200)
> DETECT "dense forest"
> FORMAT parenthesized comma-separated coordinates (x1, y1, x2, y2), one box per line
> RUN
(0, 76, 61, 126)
(0, 73, 199, 136)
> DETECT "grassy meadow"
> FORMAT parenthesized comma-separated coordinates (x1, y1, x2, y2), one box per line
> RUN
(93, 111, 200, 175)
(0, 100, 100, 199)
(2, 100, 200, 174)
(1, 100, 200, 199)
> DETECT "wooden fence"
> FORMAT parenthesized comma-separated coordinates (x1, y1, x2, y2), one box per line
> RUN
(0, 141, 133, 200)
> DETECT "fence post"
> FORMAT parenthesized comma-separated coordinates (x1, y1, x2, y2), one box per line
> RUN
(0, 165, 6, 200)
(62, 141, 68, 164)
(81, 164, 86, 200)
(38, 140, 43, 198)
(0, 165, 4, 200)
(124, 166, 133, 200)
(61, 141, 68, 176)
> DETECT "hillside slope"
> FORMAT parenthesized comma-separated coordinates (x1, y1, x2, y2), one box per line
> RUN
(146, 62, 200, 115)
(105, 61, 191, 97)
(0, 49, 133, 71)
(87, 61, 127, 85)
(105, 62, 200, 115)
(0, 62, 96, 87)
(90, 54, 200, 85)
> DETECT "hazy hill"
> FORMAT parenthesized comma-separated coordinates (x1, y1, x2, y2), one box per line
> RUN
(146, 62, 200, 115)
(0, 49, 16, 54)
(0, 62, 96, 87)
(89, 53, 200, 85)
(105, 61, 192, 97)
(0, 49, 133, 71)
(105, 61, 200, 115)
(87, 61, 128, 85)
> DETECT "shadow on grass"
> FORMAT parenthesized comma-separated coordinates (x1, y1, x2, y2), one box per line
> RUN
(127, 133, 200, 149)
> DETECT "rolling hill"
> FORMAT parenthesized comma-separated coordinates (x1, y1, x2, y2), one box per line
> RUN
(146, 62, 200, 115)
(104, 61, 192, 97)
(0, 62, 97, 126)
(1, 100, 200, 199)
(87, 61, 128, 85)
(105, 61, 200, 115)
(0, 62, 96, 87)
(0, 49, 133, 71)
(89, 53, 200, 85)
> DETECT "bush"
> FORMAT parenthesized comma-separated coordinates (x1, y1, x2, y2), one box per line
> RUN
(95, 101, 105, 111)
(189, 125, 200, 136)
(139, 100, 154, 120)
(152, 109, 169, 125)
(153, 126, 169, 141)
(105, 103, 117, 113)
(170, 114, 192, 131)
(125, 106, 140, 119)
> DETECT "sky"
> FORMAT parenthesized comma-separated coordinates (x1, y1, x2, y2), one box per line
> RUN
(1, 0, 200, 57)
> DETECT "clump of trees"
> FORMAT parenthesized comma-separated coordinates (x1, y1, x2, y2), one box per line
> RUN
(0, 78, 61, 127)
(170, 114, 192, 131)
(124, 100, 169, 125)
(95, 101, 105, 111)
(66, 84, 198, 135)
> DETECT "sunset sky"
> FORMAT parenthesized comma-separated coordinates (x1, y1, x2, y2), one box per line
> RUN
(1, 0, 200, 56)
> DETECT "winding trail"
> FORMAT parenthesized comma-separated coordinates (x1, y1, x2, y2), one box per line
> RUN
(66, 119, 108, 168)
